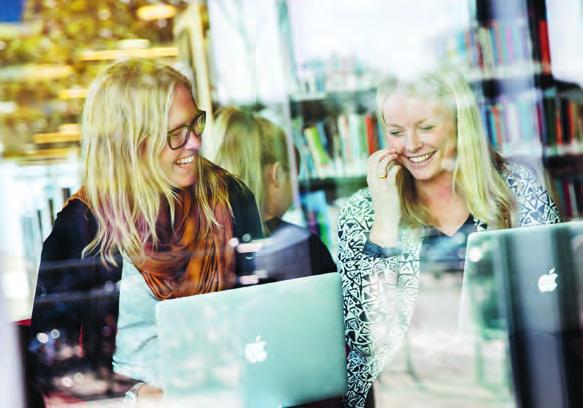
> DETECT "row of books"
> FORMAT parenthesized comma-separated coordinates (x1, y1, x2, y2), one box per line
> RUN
(479, 92, 542, 156)
(541, 90, 583, 156)
(479, 89, 583, 157)
(552, 178, 583, 220)
(438, 18, 551, 78)
(292, 112, 385, 180)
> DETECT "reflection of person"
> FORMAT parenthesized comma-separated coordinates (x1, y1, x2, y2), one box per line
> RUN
(337, 68, 561, 407)
(213, 107, 336, 280)
(28, 60, 262, 403)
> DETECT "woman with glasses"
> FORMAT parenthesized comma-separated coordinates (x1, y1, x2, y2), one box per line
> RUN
(28, 59, 262, 404)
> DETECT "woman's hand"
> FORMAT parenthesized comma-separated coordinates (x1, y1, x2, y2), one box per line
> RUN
(366, 148, 402, 247)
(135, 383, 163, 406)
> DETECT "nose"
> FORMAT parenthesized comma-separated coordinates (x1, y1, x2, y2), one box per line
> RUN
(184, 130, 201, 150)
(404, 129, 421, 152)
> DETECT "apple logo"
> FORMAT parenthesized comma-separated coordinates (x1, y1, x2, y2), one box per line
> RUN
(245, 335, 268, 364)
(538, 268, 558, 293)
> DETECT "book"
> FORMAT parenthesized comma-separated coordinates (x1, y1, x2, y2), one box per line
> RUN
(364, 113, 378, 155)
(303, 125, 331, 179)
(300, 190, 333, 248)
(538, 20, 552, 74)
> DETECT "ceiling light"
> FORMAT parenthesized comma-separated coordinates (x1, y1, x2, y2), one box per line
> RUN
(117, 38, 150, 49)
(0, 64, 73, 82)
(58, 88, 87, 100)
(0, 101, 17, 114)
(33, 131, 80, 145)
(137, 4, 177, 21)
(79, 46, 178, 61)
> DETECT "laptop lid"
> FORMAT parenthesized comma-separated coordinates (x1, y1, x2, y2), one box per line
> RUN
(155, 272, 347, 408)
(461, 221, 583, 408)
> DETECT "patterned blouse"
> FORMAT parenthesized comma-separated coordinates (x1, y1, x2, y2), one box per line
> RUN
(337, 163, 562, 407)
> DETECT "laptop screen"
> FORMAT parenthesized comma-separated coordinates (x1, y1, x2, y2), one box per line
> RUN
(462, 221, 583, 408)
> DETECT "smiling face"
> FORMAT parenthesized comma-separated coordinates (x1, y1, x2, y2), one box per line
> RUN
(382, 91, 457, 186)
(160, 83, 202, 188)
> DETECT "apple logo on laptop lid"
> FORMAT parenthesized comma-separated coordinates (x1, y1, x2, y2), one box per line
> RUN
(245, 336, 268, 364)
(538, 268, 558, 293)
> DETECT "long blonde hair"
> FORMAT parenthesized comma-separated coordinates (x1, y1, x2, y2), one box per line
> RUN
(81, 59, 231, 266)
(377, 68, 515, 229)
(213, 107, 290, 228)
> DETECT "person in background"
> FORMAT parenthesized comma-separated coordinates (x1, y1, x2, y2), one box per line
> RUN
(213, 107, 337, 281)
(337, 68, 561, 407)
(28, 59, 262, 405)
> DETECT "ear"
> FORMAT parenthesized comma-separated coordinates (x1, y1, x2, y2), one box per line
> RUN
(265, 162, 280, 187)
(271, 162, 282, 187)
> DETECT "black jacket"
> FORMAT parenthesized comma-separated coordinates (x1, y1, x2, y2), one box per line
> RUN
(257, 217, 337, 281)
(28, 177, 262, 402)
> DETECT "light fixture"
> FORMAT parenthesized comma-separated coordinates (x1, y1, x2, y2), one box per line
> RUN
(33, 124, 80, 144)
(136, 4, 177, 21)
(79, 46, 178, 61)
(58, 88, 87, 100)
(0, 101, 17, 114)
(117, 38, 150, 50)
(0, 64, 73, 82)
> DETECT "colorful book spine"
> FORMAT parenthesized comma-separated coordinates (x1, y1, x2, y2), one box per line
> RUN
(337, 114, 351, 162)
(364, 113, 378, 155)
(555, 101, 564, 146)
(538, 20, 552, 74)
(304, 125, 332, 178)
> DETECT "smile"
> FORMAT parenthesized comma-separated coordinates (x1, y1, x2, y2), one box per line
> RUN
(174, 155, 195, 166)
(407, 152, 435, 163)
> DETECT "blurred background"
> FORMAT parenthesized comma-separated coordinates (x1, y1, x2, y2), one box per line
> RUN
(1, 0, 582, 320)
(0, 2, 582, 403)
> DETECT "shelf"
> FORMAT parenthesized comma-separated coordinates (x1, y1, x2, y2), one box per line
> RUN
(289, 87, 375, 103)
(299, 175, 367, 196)
(544, 152, 583, 167)
(466, 62, 543, 83)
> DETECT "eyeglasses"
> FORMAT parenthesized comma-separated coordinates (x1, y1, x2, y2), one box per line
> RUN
(166, 110, 206, 150)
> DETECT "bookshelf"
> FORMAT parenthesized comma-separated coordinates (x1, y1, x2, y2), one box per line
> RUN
(290, 90, 379, 251)
(266, 0, 582, 250)
(437, 0, 583, 221)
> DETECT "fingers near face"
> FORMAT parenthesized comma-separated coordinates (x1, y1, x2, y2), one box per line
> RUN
(387, 163, 402, 183)
(369, 149, 399, 179)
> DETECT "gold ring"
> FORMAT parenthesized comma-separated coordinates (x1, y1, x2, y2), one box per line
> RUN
(378, 174, 388, 179)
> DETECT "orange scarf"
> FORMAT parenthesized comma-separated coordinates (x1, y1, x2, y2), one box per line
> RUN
(69, 188, 235, 299)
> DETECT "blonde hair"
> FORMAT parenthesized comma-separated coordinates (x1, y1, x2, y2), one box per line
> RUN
(377, 68, 515, 229)
(213, 107, 289, 228)
(82, 59, 231, 266)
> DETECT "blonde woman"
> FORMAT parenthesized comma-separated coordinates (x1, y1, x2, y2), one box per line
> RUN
(213, 107, 336, 281)
(337, 69, 561, 407)
(28, 60, 262, 403)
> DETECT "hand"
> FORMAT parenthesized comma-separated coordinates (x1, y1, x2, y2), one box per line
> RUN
(135, 384, 163, 406)
(366, 148, 402, 247)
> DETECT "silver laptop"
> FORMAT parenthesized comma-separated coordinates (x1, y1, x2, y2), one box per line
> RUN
(156, 272, 347, 407)
(461, 221, 583, 408)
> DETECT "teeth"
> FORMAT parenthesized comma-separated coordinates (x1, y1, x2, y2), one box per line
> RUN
(408, 152, 433, 163)
(174, 155, 195, 165)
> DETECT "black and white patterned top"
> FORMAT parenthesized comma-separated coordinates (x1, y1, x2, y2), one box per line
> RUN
(337, 163, 562, 407)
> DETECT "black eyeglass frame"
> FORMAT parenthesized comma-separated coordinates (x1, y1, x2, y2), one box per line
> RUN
(166, 110, 206, 150)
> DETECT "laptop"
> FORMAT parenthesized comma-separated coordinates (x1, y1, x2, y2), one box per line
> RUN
(461, 221, 583, 408)
(155, 272, 347, 407)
